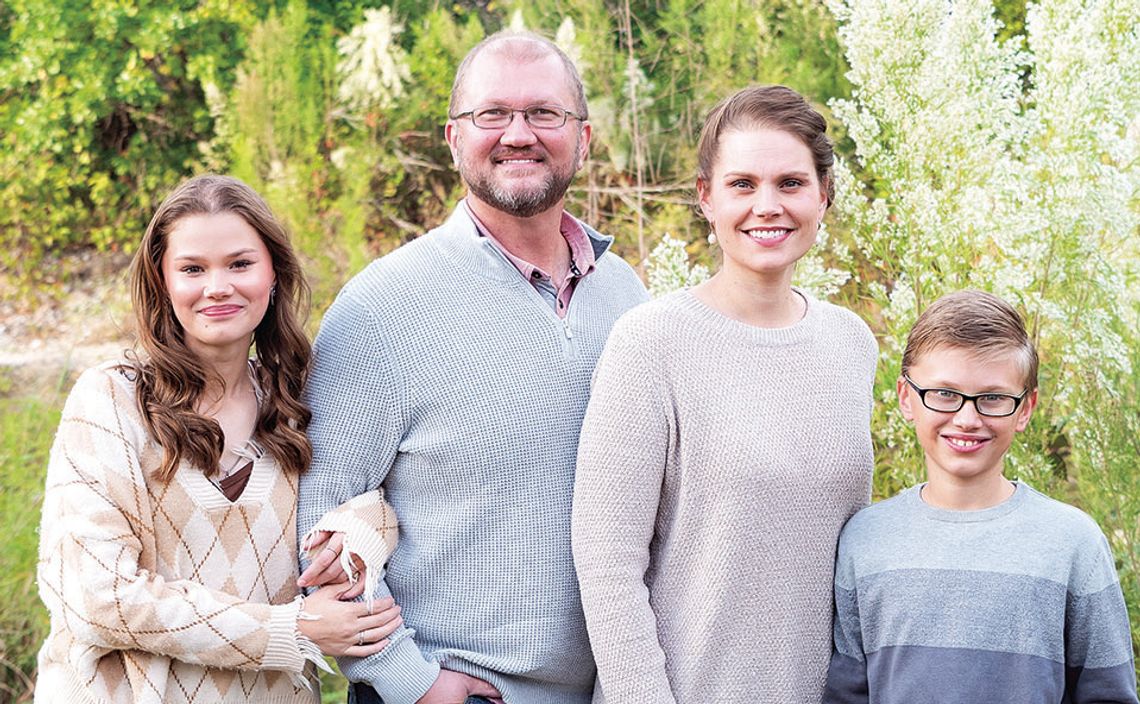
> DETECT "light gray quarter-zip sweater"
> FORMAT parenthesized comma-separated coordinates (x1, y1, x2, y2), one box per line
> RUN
(298, 205, 648, 704)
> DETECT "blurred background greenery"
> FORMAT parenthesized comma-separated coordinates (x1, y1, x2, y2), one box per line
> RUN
(2, 0, 1138, 701)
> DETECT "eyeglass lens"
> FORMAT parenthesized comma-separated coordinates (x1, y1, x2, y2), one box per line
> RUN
(473, 107, 567, 129)
(923, 389, 1017, 416)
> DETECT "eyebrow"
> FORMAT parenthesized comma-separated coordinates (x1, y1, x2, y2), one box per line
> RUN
(721, 170, 814, 180)
(923, 380, 1022, 393)
(170, 248, 260, 262)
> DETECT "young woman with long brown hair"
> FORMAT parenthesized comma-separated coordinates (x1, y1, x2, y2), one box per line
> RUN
(35, 175, 400, 703)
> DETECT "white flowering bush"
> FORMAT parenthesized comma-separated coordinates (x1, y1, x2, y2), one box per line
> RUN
(646, 235, 709, 297)
(825, 0, 1140, 634)
(337, 7, 411, 113)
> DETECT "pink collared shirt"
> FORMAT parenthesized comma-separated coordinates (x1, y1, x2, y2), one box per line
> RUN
(465, 201, 597, 318)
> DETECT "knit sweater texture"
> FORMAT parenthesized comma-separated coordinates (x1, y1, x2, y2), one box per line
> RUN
(36, 363, 318, 703)
(824, 481, 1139, 704)
(572, 288, 878, 704)
(296, 205, 648, 704)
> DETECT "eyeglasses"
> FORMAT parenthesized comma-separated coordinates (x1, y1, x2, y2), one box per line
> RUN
(902, 375, 1027, 418)
(450, 105, 585, 130)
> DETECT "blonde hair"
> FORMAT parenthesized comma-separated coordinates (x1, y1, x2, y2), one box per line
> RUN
(902, 290, 1039, 391)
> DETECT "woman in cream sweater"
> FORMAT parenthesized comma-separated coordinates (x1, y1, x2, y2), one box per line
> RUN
(36, 175, 400, 703)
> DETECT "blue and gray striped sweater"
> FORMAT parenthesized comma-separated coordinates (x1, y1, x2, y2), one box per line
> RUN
(824, 481, 1138, 704)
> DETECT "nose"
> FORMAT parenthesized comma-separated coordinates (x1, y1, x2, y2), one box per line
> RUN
(751, 186, 783, 217)
(951, 399, 984, 429)
(499, 112, 538, 147)
(204, 271, 233, 298)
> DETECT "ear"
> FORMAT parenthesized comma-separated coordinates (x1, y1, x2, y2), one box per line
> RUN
(697, 177, 714, 224)
(1014, 387, 1038, 432)
(897, 376, 917, 421)
(444, 121, 460, 166)
(816, 178, 829, 218)
(575, 121, 592, 170)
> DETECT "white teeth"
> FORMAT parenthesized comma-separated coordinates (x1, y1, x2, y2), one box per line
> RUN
(744, 228, 790, 241)
(946, 437, 982, 448)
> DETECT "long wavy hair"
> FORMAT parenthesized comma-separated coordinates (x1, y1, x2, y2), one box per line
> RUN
(128, 174, 312, 481)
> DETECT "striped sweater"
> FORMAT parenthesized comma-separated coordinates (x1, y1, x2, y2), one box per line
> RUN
(824, 481, 1139, 704)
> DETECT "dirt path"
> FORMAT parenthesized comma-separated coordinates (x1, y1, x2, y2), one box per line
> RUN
(0, 252, 133, 393)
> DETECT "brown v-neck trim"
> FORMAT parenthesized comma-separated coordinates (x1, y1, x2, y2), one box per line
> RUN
(218, 461, 254, 501)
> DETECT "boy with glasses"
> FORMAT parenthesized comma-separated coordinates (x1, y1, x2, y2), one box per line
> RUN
(823, 290, 1138, 703)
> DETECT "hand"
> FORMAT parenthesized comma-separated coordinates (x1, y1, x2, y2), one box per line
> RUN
(415, 670, 503, 704)
(297, 584, 402, 658)
(298, 530, 364, 591)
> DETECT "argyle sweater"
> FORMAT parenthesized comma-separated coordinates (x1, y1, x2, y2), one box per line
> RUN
(297, 205, 647, 704)
(572, 288, 878, 704)
(36, 363, 319, 703)
(824, 481, 1139, 704)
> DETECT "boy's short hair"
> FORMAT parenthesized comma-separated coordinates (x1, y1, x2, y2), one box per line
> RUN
(902, 290, 1039, 391)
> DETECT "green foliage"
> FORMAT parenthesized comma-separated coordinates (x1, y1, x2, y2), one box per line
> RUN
(13, 0, 1138, 691)
(0, 372, 66, 702)
(0, 0, 262, 294)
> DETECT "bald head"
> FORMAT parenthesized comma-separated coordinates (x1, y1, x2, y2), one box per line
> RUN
(448, 30, 588, 120)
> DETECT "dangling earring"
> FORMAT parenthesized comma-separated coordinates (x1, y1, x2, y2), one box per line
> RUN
(707, 230, 717, 245)
(269, 285, 277, 305)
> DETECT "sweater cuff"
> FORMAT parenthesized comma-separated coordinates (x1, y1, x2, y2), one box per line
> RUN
(359, 635, 440, 704)
(263, 600, 307, 674)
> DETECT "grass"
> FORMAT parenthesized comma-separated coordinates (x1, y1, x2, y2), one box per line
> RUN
(0, 367, 66, 703)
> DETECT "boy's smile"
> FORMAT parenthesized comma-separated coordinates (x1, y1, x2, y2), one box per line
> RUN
(898, 345, 1037, 509)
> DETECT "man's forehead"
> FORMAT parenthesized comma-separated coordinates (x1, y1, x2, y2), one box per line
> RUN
(459, 50, 571, 102)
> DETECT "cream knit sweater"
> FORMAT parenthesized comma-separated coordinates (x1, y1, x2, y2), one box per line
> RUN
(35, 363, 319, 703)
(572, 289, 877, 704)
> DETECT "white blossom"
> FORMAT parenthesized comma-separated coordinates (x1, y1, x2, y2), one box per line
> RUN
(647, 234, 709, 297)
(337, 7, 411, 112)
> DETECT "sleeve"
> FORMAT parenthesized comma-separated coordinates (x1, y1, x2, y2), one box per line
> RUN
(35, 367, 308, 675)
(571, 318, 677, 704)
(1063, 528, 1140, 704)
(822, 529, 870, 704)
(296, 290, 440, 703)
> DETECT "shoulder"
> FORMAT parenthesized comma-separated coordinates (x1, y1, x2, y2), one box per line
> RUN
(64, 361, 141, 412)
(1019, 484, 1107, 542)
(811, 297, 877, 348)
(608, 290, 696, 344)
(839, 487, 916, 551)
(1018, 485, 1116, 581)
(51, 362, 151, 473)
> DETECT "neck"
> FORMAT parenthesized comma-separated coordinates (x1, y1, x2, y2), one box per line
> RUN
(921, 471, 1015, 511)
(467, 197, 569, 275)
(188, 341, 253, 408)
(693, 266, 802, 328)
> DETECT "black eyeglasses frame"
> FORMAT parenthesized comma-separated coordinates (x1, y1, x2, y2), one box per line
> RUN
(902, 375, 1028, 418)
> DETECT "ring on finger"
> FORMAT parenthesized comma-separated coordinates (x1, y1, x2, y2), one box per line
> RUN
(357, 630, 365, 646)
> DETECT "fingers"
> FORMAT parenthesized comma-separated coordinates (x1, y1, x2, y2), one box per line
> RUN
(359, 605, 403, 639)
(338, 577, 366, 600)
(342, 638, 390, 658)
(299, 533, 348, 587)
(298, 545, 338, 586)
(301, 529, 331, 553)
(463, 674, 502, 698)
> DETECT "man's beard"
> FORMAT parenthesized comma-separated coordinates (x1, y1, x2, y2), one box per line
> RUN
(457, 142, 580, 218)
